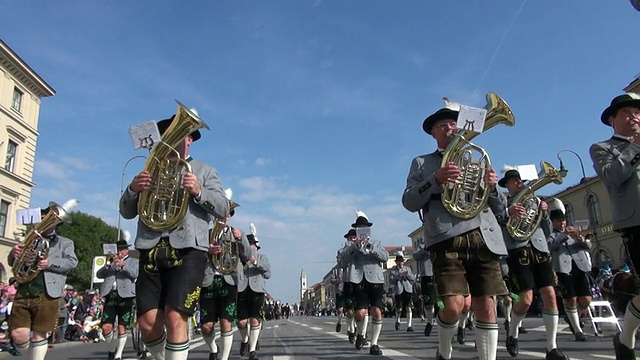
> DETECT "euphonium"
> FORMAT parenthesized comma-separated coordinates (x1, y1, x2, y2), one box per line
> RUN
(441, 93, 516, 219)
(138, 101, 210, 232)
(210, 219, 240, 275)
(12, 201, 74, 283)
(507, 161, 565, 241)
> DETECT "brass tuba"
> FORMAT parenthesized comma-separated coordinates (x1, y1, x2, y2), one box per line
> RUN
(138, 101, 210, 232)
(507, 161, 565, 241)
(12, 201, 76, 283)
(441, 93, 516, 219)
(209, 218, 240, 275)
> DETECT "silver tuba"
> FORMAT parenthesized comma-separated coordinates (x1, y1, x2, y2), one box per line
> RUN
(506, 161, 564, 241)
(441, 93, 515, 219)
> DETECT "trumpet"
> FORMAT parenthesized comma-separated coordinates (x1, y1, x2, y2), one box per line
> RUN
(107, 253, 123, 266)
(355, 239, 373, 253)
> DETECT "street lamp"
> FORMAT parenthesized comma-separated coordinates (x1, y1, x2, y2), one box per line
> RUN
(116, 155, 146, 242)
(557, 149, 587, 184)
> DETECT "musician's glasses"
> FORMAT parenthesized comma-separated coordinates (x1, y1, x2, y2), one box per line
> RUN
(620, 109, 640, 119)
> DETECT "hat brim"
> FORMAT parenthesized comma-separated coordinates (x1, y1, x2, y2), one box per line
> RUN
(351, 221, 373, 228)
(498, 173, 521, 188)
(422, 109, 459, 135)
(601, 99, 640, 126)
(157, 117, 202, 141)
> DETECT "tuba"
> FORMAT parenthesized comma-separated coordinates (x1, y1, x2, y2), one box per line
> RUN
(209, 218, 240, 275)
(138, 101, 210, 232)
(12, 201, 76, 283)
(507, 161, 565, 241)
(441, 93, 516, 219)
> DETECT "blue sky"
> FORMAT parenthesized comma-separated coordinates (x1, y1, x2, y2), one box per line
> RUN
(2, 1, 638, 304)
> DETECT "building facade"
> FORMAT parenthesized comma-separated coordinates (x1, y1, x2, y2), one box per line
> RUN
(0, 39, 55, 281)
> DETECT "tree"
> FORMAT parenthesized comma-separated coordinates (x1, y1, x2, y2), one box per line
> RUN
(55, 211, 121, 291)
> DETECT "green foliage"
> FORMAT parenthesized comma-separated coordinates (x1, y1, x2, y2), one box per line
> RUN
(55, 211, 122, 291)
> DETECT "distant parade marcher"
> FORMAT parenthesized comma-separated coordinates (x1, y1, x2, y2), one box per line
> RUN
(389, 253, 416, 332)
(413, 244, 437, 336)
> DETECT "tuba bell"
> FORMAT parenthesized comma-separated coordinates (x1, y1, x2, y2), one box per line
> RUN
(441, 93, 516, 219)
(11, 200, 77, 283)
(209, 218, 240, 275)
(138, 101, 210, 232)
(507, 161, 565, 241)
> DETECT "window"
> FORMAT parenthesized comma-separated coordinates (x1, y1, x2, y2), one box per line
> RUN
(0, 201, 8, 238)
(564, 202, 575, 226)
(586, 194, 602, 226)
(5, 140, 17, 172)
(12, 87, 23, 112)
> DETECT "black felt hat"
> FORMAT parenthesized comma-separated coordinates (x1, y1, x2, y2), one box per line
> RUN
(600, 93, 640, 126)
(157, 115, 202, 141)
(550, 209, 566, 221)
(116, 240, 129, 249)
(247, 234, 261, 249)
(498, 169, 521, 188)
(422, 108, 459, 135)
(343, 229, 356, 239)
(351, 216, 373, 228)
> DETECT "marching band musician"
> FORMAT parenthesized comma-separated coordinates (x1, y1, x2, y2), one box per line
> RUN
(200, 195, 251, 360)
(402, 105, 509, 360)
(496, 169, 569, 360)
(590, 93, 640, 360)
(389, 253, 416, 332)
(97, 240, 139, 360)
(339, 212, 389, 356)
(120, 115, 229, 360)
(412, 243, 437, 336)
(236, 231, 271, 360)
(548, 207, 592, 342)
(339, 229, 358, 344)
(332, 245, 347, 334)
(8, 205, 79, 360)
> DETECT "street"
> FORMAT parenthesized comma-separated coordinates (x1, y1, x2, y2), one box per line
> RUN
(0, 316, 624, 359)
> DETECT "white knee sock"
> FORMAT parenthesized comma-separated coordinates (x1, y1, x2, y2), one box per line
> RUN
(363, 314, 370, 335)
(105, 331, 116, 352)
(370, 319, 383, 345)
(459, 311, 468, 329)
(395, 309, 401, 323)
(475, 321, 499, 360)
(542, 310, 559, 351)
(115, 333, 127, 359)
(426, 306, 434, 324)
(165, 340, 189, 360)
(347, 315, 355, 333)
(203, 330, 218, 353)
(30, 339, 48, 360)
(144, 332, 166, 360)
(509, 309, 526, 338)
(249, 323, 261, 352)
(219, 331, 233, 360)
(238, 324, 249, 343)
(565, 306, 583, 333)
(504, 301, 512, 323)
(620, 299, 640, 349)
(407, 308, 413, 328)
(437, 315, 458, 359)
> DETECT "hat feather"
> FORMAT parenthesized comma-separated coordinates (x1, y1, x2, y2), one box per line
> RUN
(224, 188, 233, 201)
(501, 164, 517, 173)
(62, 199, 80, 212)
(355, 210, 369, 221)
(250, 223, 259, 242)
(442, 97, 462, 111)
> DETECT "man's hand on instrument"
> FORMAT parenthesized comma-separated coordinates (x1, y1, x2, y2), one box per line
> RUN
(485, 168, 498, 188)
(12, 244, 23, 259)
(209, 244, 222, 255)
(232, 228, 242, 241)
(130, 171, 152, 193)
(508, 204, 526, 217)
(183, 173, 202, 197)
(435, 162, 461, 185)
(539, 201, 548, 212)
(114, 258, 124, 267)
(37, 257, 48, 270)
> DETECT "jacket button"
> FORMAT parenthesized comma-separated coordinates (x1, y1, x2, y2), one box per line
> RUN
(483, 209, 489, 213)
(489, 228, 494, 232)
(178, 225, 185, 230)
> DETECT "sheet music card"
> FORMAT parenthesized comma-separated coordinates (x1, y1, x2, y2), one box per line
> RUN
(457, 104, 487, 133)
(516, 164, 539, 181)
(355, 227, 371, 242)
(16, 208, 42, 225)
(574, 219, 590, 231)
(129, 121, 161, 150)
(103, 243, 117, 255)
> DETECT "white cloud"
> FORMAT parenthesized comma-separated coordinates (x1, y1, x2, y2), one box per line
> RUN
(254, 157, 270, 166)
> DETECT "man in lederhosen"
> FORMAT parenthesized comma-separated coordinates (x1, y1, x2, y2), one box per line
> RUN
(339, 229, 358, 344)
(236, 231, 271, 360)
(496, 169, 568, 360)
(120, 114, 229, 360)
(333, 244, 347, 334)
(413, 244, 437, 336)
(389, 253, 416, 332)
(8, 204, 79, 360)
(97, 240, 139, 360)
(548, 208, 592, 342)
(200, 193, 251, 360)
(339, 212, 389, 356)
(402, 104, 508, 360)
(590, 93, 640, 360)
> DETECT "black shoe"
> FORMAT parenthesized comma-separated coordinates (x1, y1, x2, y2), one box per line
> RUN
(395, 321, 400, 331)
(466, 321, 474, 330)
(424, 323, 433, 337)
(348, 331, 355, 344)
(613, 332, 637, 360)
(108, 352, 116, 360)
(240, 341, 248, 356)
(208, 352, 218, 360)
(407, 326, 414, 332)
(546, 348, 569, 360)
(248, 351, 258, 360)
(504, 320, 510, 333)
(574, 331, 586, 342)
(140, 353, 148, 359)
(456, 327, 465, 344)
(355, 334, 364, 350)
(506, 336, 518, 357)
(114, 358, 121, 360)
(369, 344, 383, 355)
(519, 326, 528, 334)
(336, 322, 342, 333)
